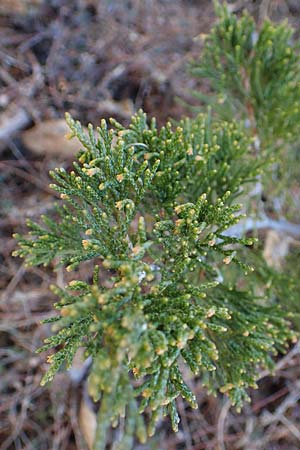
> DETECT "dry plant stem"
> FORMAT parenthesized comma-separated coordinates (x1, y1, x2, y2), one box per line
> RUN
(279, 415, 300, 441)
(217, 341, 300, 450)
(0, 370, 38, 450)
(217, 399, 231, 450)
(69, 392, 89, 450)
(259, 341, 300, 380)
(1, 263, 25, 302)
(258, 382, 300, 445)
(234, 415, 256, 450)
(262, 380, 300, 425)
(252, 386, 289, 413)
(0, 161, 58, 196)
(177, 396, 193, 450)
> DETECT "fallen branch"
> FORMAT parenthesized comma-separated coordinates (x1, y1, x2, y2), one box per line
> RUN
(224, 216, 300, 238)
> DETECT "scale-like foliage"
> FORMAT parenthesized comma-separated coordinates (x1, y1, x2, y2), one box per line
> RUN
(190, 1, 300, 152)
(190, 2, 300, 329)
(14, 110, 295, 449)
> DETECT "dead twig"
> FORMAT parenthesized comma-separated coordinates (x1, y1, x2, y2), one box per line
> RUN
(217, 398, 231, 450)
(0, 161, 58, 196)
(259, 341, 300, 380)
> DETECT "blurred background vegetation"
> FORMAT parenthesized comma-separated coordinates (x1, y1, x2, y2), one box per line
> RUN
(1, 1, 300, 449)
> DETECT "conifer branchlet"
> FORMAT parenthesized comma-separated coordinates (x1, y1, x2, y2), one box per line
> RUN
(190, 2, 300, 153)
(190, 1, 300, 329)
(14, 108, 295, 449)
